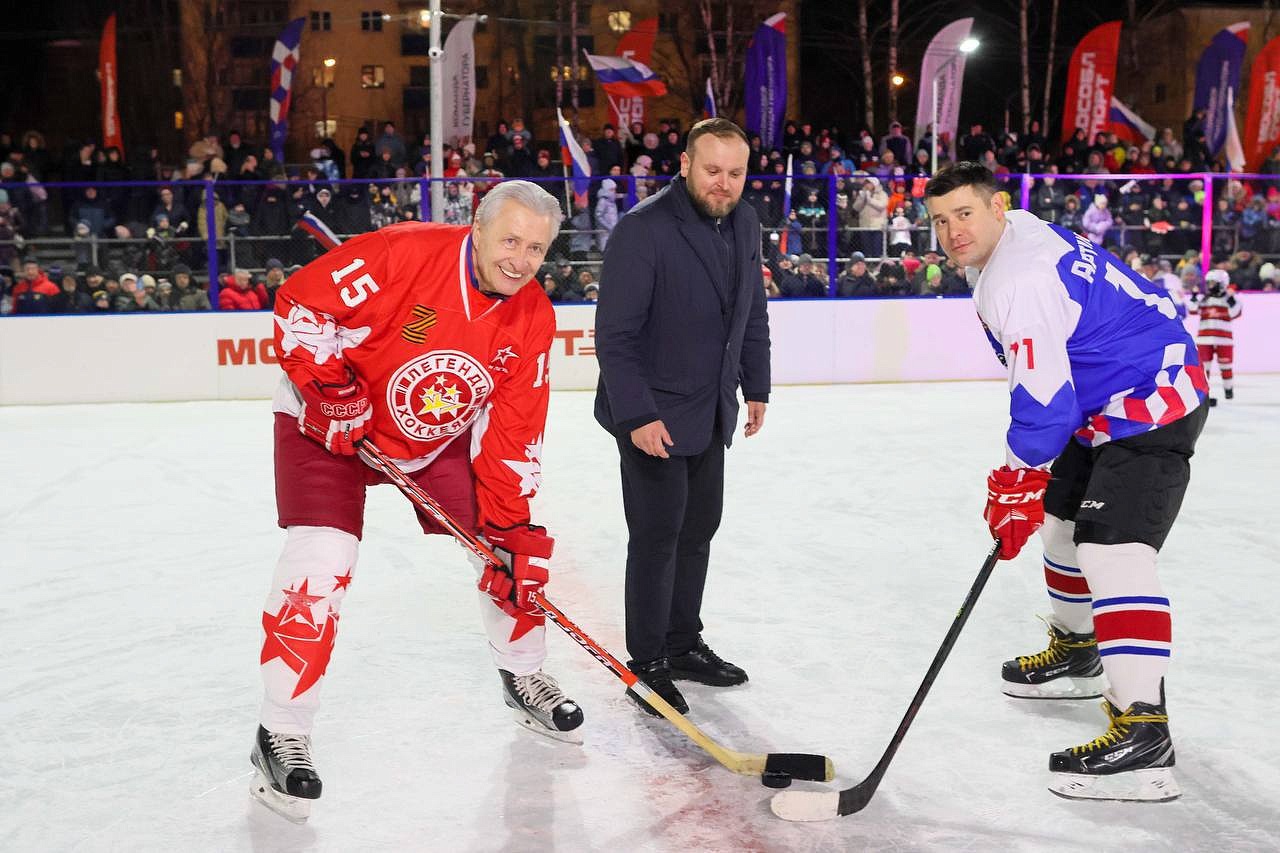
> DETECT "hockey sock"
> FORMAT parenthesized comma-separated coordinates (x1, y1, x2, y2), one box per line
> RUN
(467, 552, 547, 677)
(1077, 542, 1169, 709)
(259, 526, 359, 734)
(1220, 355, 1234, 391)
(1040, 515, 1092, 634)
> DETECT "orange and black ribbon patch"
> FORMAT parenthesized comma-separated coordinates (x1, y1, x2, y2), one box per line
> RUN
(401, 305, 438, 344)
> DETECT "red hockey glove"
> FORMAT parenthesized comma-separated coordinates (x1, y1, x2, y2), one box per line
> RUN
(297, 369, 372, 455)
(984, 467, 1052, 560)
(479, 524, 553, 641)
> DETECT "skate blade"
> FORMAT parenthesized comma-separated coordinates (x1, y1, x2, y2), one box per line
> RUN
(512, 709, 584, 745)
(250, 770, 314, 823)
(1003, 674, 1108, 700)
(1048, 767, 1181, 802)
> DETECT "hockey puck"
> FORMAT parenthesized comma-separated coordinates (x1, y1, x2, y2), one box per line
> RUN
(761, 770, 793, 789)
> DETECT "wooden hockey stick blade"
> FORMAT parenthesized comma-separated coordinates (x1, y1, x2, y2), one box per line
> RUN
(771, 540, 1002, 821)
(538, 595, 834, 782)
(356, 440, 834, 783)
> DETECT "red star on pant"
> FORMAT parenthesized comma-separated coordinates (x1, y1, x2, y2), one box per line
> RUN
(333, 569, 353, 591)
(280, 578, 325, 628)
(261, 605, 339, 699)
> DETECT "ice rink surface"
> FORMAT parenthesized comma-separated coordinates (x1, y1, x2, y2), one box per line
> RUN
(3, 376, 1279, 852)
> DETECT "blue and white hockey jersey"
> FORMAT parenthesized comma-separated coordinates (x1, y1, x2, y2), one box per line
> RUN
(969, 210, 1208, 469)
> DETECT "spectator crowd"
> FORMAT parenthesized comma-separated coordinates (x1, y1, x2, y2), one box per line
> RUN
(3, 103, 1280, 314)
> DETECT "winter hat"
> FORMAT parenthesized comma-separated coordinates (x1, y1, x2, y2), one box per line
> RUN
(600, 178, 616, 194)
(1260, 262, 1278, 282)
(140, 274, 157, 290)
(926, 263, 942, 281)
(1093, 194, 1108, 207)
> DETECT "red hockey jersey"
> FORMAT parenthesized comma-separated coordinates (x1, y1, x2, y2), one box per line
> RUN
(271, 221, 554, 528)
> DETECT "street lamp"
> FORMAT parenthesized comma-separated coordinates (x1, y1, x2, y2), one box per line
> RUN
(890, 72, 906, 118)
(930, 37, 978, 248)
(320, 57, 336, 138)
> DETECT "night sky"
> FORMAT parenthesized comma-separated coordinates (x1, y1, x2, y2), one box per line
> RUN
(2, 1, 1273, 148)
(799, 0, 1271, 138)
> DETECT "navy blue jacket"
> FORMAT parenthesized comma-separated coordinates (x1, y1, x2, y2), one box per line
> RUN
(594, 177, 771, 455)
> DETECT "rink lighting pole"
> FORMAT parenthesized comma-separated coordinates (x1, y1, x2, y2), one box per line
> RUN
(930, 36, 979, 249)
(429, 0, 444, 221)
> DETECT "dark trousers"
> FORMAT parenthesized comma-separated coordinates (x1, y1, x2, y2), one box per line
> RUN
(617, 435, 725, 663)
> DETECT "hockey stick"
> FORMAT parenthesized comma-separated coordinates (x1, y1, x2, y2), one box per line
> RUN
(357, 439, 834, 783)
(770, 539, 1003, 821)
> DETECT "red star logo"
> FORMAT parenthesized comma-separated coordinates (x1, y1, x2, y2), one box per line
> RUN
(498, 600, 545, 642)
(333, 570, 353, 592)
(260, 604, 339, 699)
(279, 578, 325, 628)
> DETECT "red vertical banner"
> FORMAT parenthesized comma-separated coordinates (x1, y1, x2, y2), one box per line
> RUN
(1244, 35, 1280, 171)
(99, 13, 124, 153)
(610, 18, 658, 130)
(1060, 21, 1121, 144)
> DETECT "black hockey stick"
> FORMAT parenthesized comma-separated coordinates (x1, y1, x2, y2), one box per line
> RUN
(770, 539, 1003, 821)
(357, 439, 835, 783)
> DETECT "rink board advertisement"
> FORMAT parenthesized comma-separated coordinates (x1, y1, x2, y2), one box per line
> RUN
(1, 295, 1278, 405)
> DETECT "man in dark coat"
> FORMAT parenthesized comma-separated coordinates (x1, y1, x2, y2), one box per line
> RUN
(594, 118, 771, 715)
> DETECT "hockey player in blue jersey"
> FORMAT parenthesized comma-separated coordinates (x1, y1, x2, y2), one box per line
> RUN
(925, 163, 1209, 803)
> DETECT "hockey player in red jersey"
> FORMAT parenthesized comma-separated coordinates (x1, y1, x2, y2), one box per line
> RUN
(1188, 269, 1242, 405)
(250, 181, 583, 823)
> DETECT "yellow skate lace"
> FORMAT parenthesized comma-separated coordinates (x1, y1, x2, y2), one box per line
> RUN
(1070, 702, 1169, 755)
(1017, 626, 1097, 672)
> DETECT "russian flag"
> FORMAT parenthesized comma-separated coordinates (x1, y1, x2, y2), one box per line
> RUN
(1107, 96, 1155, 145)
(296, 210, 341, 251)
(583, 52, 668, 99)
(704, 78, 717, 118)
(557, 108, 592, 208)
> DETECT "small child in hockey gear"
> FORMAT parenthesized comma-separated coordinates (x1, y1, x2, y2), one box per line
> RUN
(926, 163, 1207, 803)
(1188, 269, 1242, 405)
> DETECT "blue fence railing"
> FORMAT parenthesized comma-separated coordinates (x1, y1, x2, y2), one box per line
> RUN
(1, 170, 1276, 309)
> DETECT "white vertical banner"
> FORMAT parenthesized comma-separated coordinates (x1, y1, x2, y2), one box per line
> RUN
(913, 18, 975, 147)
(442, 14, 478, 146)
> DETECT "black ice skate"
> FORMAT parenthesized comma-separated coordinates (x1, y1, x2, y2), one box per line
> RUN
(250, 725, 322, 823)
(1047, 694, 1180, 802)
(500, 669, 585, 744)
(1225, 388, 1234, 400)
(1001, 618, 1107, 699)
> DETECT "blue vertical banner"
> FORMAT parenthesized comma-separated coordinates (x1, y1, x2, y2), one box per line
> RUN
(268, 17, 306, 162)
(744, 13, 787, 150)
(1194, 22, 1250, 156)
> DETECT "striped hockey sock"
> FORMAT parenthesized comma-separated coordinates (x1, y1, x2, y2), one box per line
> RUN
(1040, 515, 1092, 633)
(1078, 542, 1170, 709)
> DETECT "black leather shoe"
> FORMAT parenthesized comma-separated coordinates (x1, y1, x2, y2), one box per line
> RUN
(669, 639, 748, 686)
(625, 657, 689, 716)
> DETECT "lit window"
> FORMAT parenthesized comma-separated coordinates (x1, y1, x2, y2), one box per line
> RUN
(361, 65, 386, 89)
